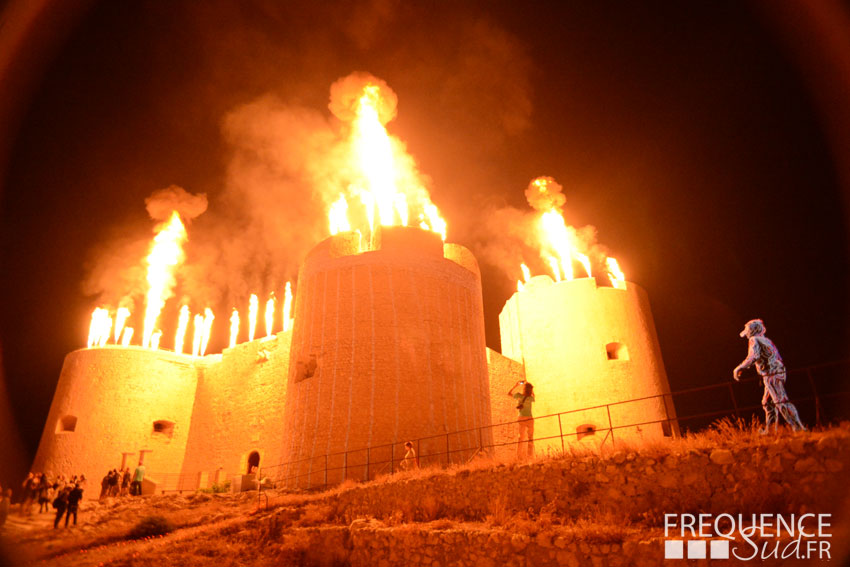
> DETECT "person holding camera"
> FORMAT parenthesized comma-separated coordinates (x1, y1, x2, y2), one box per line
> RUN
(508, 380, 535, 459)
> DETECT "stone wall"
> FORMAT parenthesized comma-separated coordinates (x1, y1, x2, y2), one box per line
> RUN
(273, 427, 850, 566)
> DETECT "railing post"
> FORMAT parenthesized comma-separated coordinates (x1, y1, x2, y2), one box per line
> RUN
(606, 404, 615, 446)
(324, 454, 328, 487)
(391, 443, 395, 475)
(479, 425, 483, 451)
(343, 452, 348, 482)
(805, 368, 822, 426)
(558, 412, 565, 454)
(366, 447, 371, 482)
(446, 433, 450, 467)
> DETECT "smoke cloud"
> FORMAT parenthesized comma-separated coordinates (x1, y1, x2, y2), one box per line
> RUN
(145, 185, 208, 221)
(525, 176, 566, 213)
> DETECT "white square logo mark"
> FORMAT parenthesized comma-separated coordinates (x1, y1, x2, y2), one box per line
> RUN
(664, 540, 684, 559)
(687, 540, 707, 559)
(710, 540, 729, 559)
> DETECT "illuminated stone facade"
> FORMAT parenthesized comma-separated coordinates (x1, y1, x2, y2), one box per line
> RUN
(498, 275, 678, 451)
(32, 227, 675, 492)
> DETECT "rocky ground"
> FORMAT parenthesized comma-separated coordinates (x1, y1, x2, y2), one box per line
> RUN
(2, 423, 849, 566)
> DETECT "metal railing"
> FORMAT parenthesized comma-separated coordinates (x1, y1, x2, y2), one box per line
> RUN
(150, 359, 850, 494)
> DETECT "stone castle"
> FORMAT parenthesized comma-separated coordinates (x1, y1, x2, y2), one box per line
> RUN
(32, 225, 676, 492)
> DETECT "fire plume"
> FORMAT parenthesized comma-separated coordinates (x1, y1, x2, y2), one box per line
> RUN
(150, 330, 162, 350)
(520, 176, 625, 287)
(174, 305, 190, 354)
(607, 258, 626, 289)
(265, 294, 275, 337)
(192, 314, 203, 357)
(327, 77, 447, 243)
(229, 309, 240, 348)
(248, 294, 258, 342)
(142, 211, 187, 349)
(120, 327, 133, 347)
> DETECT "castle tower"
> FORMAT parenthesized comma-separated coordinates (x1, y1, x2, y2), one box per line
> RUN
(498, 276, 677, 450)
(31, 347, 199, 484)
(280, 226, 491, 487)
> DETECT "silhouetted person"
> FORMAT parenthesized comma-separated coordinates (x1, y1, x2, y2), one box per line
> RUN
(131, 462, 146, 496)
(120, 468, 131, 496)
(53, 486, 69, 529)
(400, 441, 419, 470)
(734, 319, 806, 433)
(64, 484, 83, 527)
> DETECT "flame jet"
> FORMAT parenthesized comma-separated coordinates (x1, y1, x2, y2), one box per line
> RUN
(229, 309, 240, 348)
(142, 211, 187, 349)
(265, 294, 275, 338)
(327, 75, 446, 242)
(283, 282, 293, 332)
(113, 307, 130, 344)
(247, 294, 258, 342)
(174, 305, 190, 354)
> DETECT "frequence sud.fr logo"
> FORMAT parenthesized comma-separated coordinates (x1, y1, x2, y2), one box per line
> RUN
(664, 513, 832, 561)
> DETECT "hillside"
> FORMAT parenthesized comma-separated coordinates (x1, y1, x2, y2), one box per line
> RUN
(3, 422, 850, 567)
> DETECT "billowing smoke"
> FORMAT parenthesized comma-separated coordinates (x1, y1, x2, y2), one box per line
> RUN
(329, 72, 397, 125)
(524, 176, 566, 213)
(145, 185, 208, 222)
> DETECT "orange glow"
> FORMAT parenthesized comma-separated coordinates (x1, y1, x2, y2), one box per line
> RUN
(229, 308, 240, 348)
(283, 281, 293, 332)
(517, 280, 524, 293)
(265, 294, 275, 337)
(248, 294, 258, 342)
(540, 210, 574, 282)
(113, 307, 130, 344)
(191, 314, 204, 357)
(607, 257, 626, 289)
(120, 327, 133, 347)
(142, 211, 187, 349)
(329, 194, 351, 235)
(520, 263, 531, 283)
(200, 308, 214, 356)
(174, 305, 190, 354)
(576, 252, 592, 278)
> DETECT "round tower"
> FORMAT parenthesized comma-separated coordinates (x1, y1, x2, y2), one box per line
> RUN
(31, 346, 199, 489)
(498, 276, 677, 450)
(280, 226, 491, 487)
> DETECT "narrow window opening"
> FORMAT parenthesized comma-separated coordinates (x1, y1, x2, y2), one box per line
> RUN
(606, 342, 629, 361)
(57, 415, 77, 433)
(576, 424, 596, 441)
(152, 420, 175, 438)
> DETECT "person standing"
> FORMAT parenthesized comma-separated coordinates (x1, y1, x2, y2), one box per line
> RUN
(131, 462, 146, 496)
(733, 319, 806, 433)
(52, 486, 69, 529)
(120, 468, 131, 497)
(64, 483, 84, 527)
(508, 380, 535, 459)
(400, 441, 419, 471)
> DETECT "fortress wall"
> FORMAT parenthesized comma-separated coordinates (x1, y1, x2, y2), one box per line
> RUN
(281, 227, 492, 488)
(499, 277, 677, 451)
(180, 330, 292, 483)
(31, 347, 198, 488)
(486, 348, 526, 459)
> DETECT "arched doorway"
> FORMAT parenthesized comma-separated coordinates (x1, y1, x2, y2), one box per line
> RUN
(247, 451, 260, 474)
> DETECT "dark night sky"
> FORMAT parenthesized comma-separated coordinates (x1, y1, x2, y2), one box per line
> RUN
(1, 1, 849, 485)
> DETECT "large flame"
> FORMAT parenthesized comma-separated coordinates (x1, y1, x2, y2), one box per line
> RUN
(229, 308, 240, 348)
(520, 176, 625, 288)
(248, 294, 258, 342)
(265, 294, 275, 338)
(150, 330, 162, 350)
(120, 327, 133, 347)
(283, 281, 293, 332)
(142, 211, 187, 349)
(327, 79, 447, 243)
(174, 305, 190, 354)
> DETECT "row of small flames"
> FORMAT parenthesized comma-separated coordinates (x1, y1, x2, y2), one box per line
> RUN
(87, 283, 294, 357)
